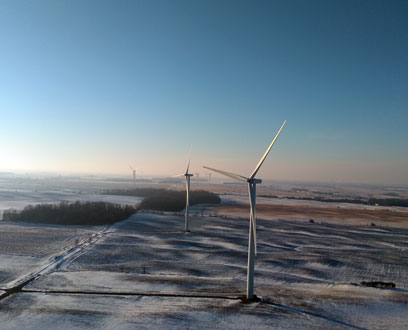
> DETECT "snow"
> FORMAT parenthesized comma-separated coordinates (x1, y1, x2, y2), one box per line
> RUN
(0, 180, 408, 329)
(0, 292, 345, 330)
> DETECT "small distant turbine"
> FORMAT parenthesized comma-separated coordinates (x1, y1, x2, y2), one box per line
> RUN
(129, 166, 137, 187)
(203, 120, 286, 300)
(207, 172, 212, 184)
(173, 146, 193, 232)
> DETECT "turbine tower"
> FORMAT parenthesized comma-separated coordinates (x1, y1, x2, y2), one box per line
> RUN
(129, 166, 137, 187)
(203, 120, 286, 300)
(173, 146, 193, 232)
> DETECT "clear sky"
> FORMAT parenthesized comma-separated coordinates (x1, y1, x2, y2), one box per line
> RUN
(0, 0, 407, 184)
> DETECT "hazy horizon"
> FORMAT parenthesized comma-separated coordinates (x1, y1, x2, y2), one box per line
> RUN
(2, 168, 408, 188)
(1, 1, 407, 185)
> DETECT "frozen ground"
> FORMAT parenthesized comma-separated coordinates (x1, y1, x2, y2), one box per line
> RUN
(220, 193, 408, 212)
(208, 196, 408, 229)
(0, 221, 103, 288)
(1, 211, 408, 329)
(1, 177, 408, 329)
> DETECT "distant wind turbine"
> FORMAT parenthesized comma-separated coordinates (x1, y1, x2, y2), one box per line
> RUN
(203, 120, 286, 300)
(129, 166, 137, 187)
(173, 146, 193, 232)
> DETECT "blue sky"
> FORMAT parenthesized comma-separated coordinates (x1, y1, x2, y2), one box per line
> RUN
(0, 0, 407, 184)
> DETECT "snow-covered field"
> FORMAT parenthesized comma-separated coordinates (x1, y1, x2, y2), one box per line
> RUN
(1, 212, 408, 329)
(1, 178, 408, 329)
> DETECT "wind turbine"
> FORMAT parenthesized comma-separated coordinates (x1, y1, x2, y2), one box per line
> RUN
(203, 120, 286, 300)
(129, 166, 137, 187)
(173, 146, 193, 232)
(207, 172, 212, 184)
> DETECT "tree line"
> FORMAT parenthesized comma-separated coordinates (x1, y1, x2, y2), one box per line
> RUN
(138, 190, 221, 212)
(2, 189, 221, 225)
(2, 201, 137, 225)
(103, 188, 221, 211)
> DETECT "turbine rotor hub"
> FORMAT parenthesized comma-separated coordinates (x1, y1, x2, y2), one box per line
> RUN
(247, 178, 262, 184)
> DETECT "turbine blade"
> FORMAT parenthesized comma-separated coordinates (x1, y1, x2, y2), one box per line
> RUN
(249, 120, 286, 180)
(203, 166, 247, 182)
(172, 174, 185, 178)
(186, 144, 192, 175)
(129, 165, 135, 171)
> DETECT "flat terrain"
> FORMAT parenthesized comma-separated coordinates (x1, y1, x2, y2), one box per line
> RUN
(214, 202, 408, 227)
(1, 177, 408, 329)
(1, 211, 408, 329)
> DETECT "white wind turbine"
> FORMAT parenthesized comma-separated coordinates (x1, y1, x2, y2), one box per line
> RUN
(203, 120, 286, 300)
(173, 146, 193, 232)
(129, 166, 137, 187)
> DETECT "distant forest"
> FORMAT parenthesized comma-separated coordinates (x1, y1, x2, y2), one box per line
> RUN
(2, 201, 137, 225)
(139, 190, 221, 212)
(2, 189, 221, 225)
(104, 188, 221, 212)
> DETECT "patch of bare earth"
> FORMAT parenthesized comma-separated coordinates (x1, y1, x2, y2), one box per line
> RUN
(215, 203, 408, 223)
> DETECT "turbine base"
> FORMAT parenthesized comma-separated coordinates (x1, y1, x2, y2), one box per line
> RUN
(240, 295, 261, 303)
